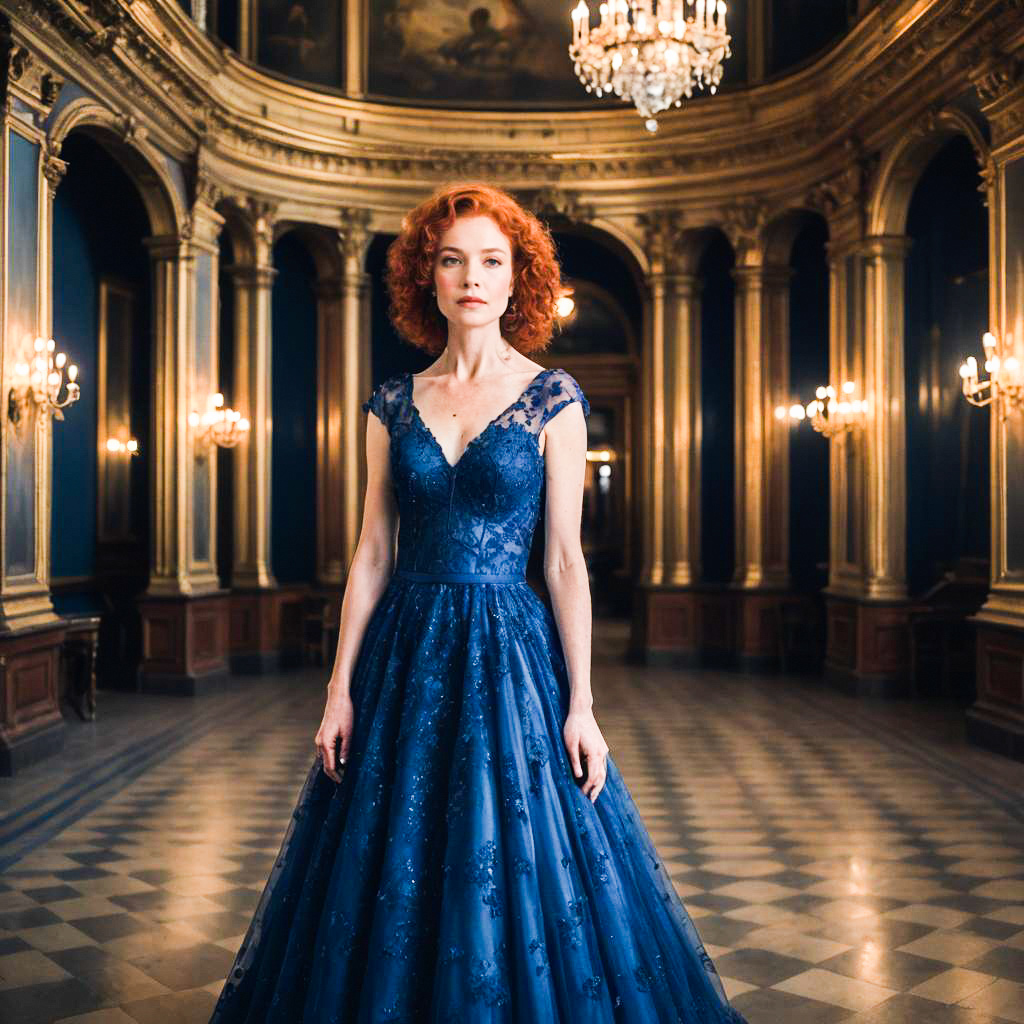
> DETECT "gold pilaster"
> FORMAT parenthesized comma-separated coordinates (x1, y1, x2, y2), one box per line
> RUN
(225, 209, 277, 591)
(314, 274, 344, 588)
(645, 270, 667, 586)
(638, 211, 686, 588)
(861, 234, 912, 602)
(665, 272, 701, 586)
(731, 263, 792, 591)
(0, 105, 59, 631)
(313, 209, 371, 587)
(339, 209, 372, 576)
(143, 235, 191, 595)
(186, 201, 224, 594)
(825, 238, 867, 598)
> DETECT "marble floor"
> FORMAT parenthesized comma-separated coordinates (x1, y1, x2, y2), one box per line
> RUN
(1, 621, 1023, 1023)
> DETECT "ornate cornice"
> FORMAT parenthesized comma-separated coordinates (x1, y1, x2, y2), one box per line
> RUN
(518, 187, 596, 225)
(5, 0, 1024, 202)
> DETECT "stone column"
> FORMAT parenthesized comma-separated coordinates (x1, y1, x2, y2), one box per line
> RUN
(861, 234, 912, 602)
(315, 209, 371, 589)
(730, 258, 793, 670)
(643, 267, 667, 588)
(819, 232, 913, 696)
(731, 263, 792, 593)
(631, 212, 710, 663)
(664, 272, 702, 587)
(340, 209, 373, 571)
(824, 237, 866, 598)
(226, 208, 277, 592)
(138, 196, 230, 694)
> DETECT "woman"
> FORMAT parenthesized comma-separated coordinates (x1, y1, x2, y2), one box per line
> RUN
(210, 183, 748, 1023)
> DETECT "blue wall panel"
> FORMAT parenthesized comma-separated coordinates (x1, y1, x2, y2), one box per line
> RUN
(5, 131, 40, 578)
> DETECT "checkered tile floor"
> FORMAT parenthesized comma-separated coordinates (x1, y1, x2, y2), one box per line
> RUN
(2, 620, 1023, 1023)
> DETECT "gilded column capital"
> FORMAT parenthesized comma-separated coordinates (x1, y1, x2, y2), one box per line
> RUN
(664, 272, 700, 299)
(810, 138, 881, 241)
(860, 234, 914, 261)
(42, 147, 68, 200)
(722, 199, 768, 265)
(729, 264, 793, 289)
(185, 209, 225, 249)
(338, 206, 372, 267)
(188, 143, 222, 210)
(519, 186, 595, 225)
(143, 233, 192, 263)
(224, 264, 277, 288)
(246, 197, 278, 251)
(638, 208, 686, 278)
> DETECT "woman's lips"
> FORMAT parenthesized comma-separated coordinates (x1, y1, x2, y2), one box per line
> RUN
(458, 298, 485, 305)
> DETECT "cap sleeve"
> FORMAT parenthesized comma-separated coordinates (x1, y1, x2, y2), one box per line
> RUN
(539, 369, 590, 430)
(362, 376, 401, 429)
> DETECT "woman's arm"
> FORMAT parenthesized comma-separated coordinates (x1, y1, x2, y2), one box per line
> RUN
(315, 410, 397, 781)
(541, 401, 609, 802)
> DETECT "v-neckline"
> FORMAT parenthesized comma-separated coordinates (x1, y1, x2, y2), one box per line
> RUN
(407, 368, 550, 471)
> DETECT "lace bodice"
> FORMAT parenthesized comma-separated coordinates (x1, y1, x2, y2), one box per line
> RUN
(362, 368, 590, 578)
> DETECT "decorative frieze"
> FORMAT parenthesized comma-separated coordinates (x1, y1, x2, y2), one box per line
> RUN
(9, 0, 1024, 199)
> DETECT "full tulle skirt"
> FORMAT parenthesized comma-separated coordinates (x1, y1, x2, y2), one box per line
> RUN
(210, 577, 748, 1023)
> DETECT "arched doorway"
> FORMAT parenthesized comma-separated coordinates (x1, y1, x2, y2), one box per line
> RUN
(50, 131, 153, 690)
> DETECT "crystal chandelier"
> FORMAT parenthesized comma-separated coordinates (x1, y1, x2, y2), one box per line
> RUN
(569, 0, 731, 132)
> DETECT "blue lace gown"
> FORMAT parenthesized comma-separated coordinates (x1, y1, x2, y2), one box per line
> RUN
(210, 368, 749, 1024)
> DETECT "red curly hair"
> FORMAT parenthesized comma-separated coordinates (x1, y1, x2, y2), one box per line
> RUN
(385, 183, 565, 355)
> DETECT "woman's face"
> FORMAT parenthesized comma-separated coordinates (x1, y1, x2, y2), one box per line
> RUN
(433, 214, 514, 329)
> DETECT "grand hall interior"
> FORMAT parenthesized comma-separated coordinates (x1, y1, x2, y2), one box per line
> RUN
(1, 1, 1024, 1022)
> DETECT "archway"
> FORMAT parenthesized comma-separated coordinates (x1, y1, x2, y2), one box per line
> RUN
(50, 131, 155, 689)
(904, 135, 990, 700)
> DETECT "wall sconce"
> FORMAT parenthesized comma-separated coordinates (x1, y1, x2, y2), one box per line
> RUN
(7, 335, 80, 436)
(189, 393, 250, 449)
(105, 436, 140, 456)
(959, 331, 1022, 419)
(775, 381, 867, 439)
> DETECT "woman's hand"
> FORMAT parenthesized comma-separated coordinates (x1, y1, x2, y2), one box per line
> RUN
(563, 708, 610, 803)
(315, 691, 353, 784)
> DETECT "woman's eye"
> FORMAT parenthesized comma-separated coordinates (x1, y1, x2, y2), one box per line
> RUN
(485, 258, 501, 267)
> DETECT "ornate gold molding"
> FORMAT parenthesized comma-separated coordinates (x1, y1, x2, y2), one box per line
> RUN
(9, 0, 1024, 203)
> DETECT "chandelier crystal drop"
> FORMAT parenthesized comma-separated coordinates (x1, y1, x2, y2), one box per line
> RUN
(569, 0, 731, 132)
